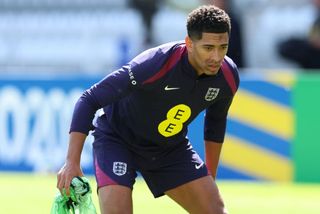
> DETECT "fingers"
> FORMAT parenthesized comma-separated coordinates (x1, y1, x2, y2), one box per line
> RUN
(56, 163, 83, 196)
(64, 177, 72, 196)
(57, 171, 72, 196)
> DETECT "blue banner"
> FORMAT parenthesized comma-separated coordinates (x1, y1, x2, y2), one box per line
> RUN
(0, 75, 99, 173)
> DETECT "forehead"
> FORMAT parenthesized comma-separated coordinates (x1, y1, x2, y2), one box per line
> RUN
(197, 32, 229, 45)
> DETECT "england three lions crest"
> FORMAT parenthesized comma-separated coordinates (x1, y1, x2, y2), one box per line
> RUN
(113, 162, 127, 176)
(205, 88, 220, 101)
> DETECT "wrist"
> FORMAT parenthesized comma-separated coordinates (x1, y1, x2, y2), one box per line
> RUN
(65, 158, 81, 166)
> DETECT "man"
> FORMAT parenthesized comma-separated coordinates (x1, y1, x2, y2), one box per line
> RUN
(278, 12, 320, 69)
(57, 5, 239, 214)
(128, 0, 160, 45)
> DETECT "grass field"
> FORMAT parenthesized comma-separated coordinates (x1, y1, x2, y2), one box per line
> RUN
(1, 172, 320, 214)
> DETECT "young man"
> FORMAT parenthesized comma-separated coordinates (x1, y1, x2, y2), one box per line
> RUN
(57, 5, 239, 214)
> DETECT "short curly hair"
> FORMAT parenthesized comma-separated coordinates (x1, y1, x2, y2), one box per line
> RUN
(187, 5, 231, 40)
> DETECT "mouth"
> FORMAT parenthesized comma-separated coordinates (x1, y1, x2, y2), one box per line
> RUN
(208, 64, 221, 70)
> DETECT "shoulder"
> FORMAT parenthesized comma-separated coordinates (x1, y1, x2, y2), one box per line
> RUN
(220, 56, 240, 95)
(129, 41, 186, 69)
(127, 41, 187, 84)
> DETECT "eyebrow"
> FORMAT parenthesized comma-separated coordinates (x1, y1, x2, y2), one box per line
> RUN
(202, 44, 229, 47)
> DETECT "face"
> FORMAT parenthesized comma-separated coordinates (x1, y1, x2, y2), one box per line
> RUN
(186, 32, 229, 76)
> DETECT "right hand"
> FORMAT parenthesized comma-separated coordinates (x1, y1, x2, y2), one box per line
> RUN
(57, 161, 83, 196)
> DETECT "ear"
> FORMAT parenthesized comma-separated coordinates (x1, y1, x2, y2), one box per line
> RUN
(185, 36, 193, 52)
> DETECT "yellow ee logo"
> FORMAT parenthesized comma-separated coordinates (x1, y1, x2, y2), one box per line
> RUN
(158, 104, 191, 137)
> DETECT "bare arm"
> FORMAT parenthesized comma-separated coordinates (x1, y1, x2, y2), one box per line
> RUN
(57, 132, 87, 195)
(205, 140, 223, 180)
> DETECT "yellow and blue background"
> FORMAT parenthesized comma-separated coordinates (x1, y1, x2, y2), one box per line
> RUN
(220, 72, 293, 181)
(188, 71, 320, 183)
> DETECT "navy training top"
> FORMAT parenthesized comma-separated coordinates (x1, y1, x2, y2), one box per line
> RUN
(70, 41, 239, 149)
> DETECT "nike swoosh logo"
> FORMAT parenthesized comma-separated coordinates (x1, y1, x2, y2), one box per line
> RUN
(165, 85, 180, 91)
(195, 162, 204, 169)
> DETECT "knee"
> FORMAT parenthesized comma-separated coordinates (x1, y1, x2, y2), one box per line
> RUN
(199, 200, 228, 214)
(99, 197, 133, 214)
(100, 205, 131, 214)
(212, 199, 228, 214)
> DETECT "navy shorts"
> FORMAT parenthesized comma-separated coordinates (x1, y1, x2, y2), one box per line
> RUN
(92, 128, 209, 198)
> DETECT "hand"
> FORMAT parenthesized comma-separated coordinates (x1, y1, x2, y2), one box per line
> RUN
(57, 161, 84, 196)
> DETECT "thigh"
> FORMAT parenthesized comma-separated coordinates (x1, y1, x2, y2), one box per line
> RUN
(93, 129, 137, 213)
(165, 176, 227, 214)
(92, 128, 137, 191)
(139, 141, 208, 198)
(98, 185, 133, 214)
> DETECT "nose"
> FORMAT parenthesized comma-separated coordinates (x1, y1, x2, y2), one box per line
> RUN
(211, 49, 223, 62)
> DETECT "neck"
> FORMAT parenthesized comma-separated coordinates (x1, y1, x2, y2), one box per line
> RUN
(187, 54, 203, 76)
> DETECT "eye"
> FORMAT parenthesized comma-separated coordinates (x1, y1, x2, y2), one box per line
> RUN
(221, 46, 228, 50)
(204, 46, 213, 51)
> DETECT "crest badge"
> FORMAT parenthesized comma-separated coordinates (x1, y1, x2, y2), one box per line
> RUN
(113, 162, 127, 176)
(205, 88, 220, 101)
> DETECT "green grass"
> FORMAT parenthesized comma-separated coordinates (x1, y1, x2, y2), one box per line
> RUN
(1, 172, 320, 214)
